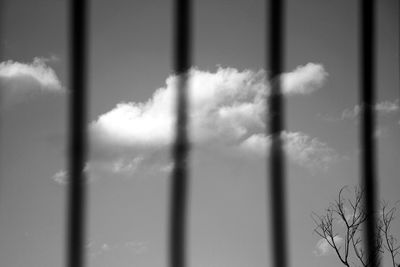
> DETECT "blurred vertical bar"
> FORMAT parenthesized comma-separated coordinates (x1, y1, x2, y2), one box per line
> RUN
(0, 0, 3, 143)
(169, 0, 191, 267)
(67, 0, 88, 267)
(360, 0, 378, 266)
(0, 0, 3, 184)
(267, 0, 288, 267)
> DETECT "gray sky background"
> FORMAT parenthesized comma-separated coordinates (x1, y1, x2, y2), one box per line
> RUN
(0, 0, 399, 267)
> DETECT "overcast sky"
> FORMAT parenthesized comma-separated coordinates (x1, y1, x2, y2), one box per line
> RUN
(0, 0, 399, 267)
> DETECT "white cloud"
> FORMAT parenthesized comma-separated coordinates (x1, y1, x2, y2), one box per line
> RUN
(0, 57, 62, 90)
(111, 156, 144, 173)
(284, 132, 338, 171)
(0, 57, 63, 107)
(52, 156, 150, 184)
(90, 67, 267, 148)
(52, 164, 93, 185)
(238, 134, 271, 157)
(91, 64, 327, 148)
(314, 236, 343, 256)
(52, 170, 68, 185)
(375, 99, 399, 114)
(282, 63, 328, 95)
(82, 64, 330, 178)
(239, 131, 338, 172)
(341, 105, 361, 120)
(341, 99, 399, 120)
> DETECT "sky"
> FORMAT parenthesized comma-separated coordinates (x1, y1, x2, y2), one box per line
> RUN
(0, 0, 399, 267)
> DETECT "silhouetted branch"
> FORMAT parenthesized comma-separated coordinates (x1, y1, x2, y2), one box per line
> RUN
(312, 186, 396, 267)
(378, 201, 400, 267)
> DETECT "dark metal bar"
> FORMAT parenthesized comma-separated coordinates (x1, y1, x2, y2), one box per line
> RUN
(360, 0, 379, 266)
(0, 0, 3, 183)
(0, 0, 3, 59)
(169, 0, 191, 267)
(67, 0, 88, 267)
(0, 0, 3, 116)
(267, 1, 288, 267)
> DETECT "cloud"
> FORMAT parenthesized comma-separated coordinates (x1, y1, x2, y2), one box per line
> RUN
(52, 164, 93, 185)
(52, 170, 69, 185)
(238, 133, 271, 157)
(52, 156, 149, 184)
(282, 63, 328, 95)
(314, 236, 343, 256)
(341, 105, 361, 120)
(0, 57, 63, 107)
(341, 99, 399, 120)
(0, 57, 62, 90)
(239, 131, 338, 172)
(90, 67, 267, 148)
(91, 64, 327, 148)
(56, 64, 330, 181)
(284, 132, 338, 171)
(375, 99, 399, 114)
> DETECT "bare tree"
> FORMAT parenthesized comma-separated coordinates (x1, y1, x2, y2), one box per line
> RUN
(312, 186, 399, 267)
(378, 201, 400, 267)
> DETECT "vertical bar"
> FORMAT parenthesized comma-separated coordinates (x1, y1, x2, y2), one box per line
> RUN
(360, 0, 378, 266)
(0, 0, 3, 130)
(169, 0, 191, 267)
(0, 0, 3, 183)
(267, 1, 288, 267)
(67, 0, 88, 267)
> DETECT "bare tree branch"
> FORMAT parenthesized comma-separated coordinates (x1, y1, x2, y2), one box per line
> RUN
(312, 186, 398, 267)
(378, 201, 400, 267)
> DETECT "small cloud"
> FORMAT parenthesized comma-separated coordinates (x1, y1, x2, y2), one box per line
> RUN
(0, 57, 63, 90)
(239, 133, 271, 157)
(0, 57, 64, 108)
(51, 164, 92, 185)
(341, 99, 399, 121)
(341, 105, 361, 120)
(282, 63, 328, 95)
(313, 236, 343, 256)
(239, 131, 338, 172)
(111, 157, 143, 173)
(375, 99, 399, 114)
(284, 131, 338, 172)
(40, 54, 60, 63)
(159, 163, 174, 173)
(52, 170, 68, 185)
